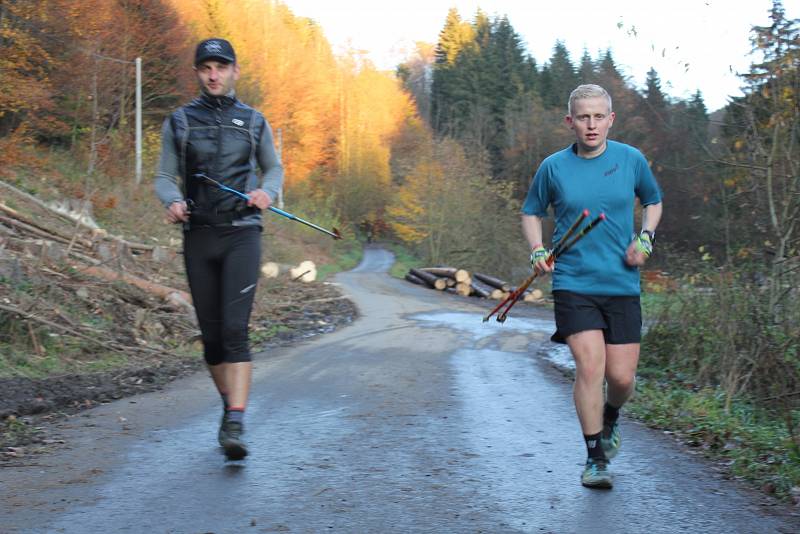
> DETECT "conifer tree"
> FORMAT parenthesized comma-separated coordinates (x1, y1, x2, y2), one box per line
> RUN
(578, 49, 596, 83)
(542, 41, 579, 108)
(431, 8, 475, 133)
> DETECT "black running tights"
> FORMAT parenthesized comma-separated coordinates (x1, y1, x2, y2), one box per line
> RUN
(183, 225, 261, 365)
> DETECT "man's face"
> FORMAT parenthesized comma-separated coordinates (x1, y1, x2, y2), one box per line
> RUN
(565, 96, 615, 157)
(195, 60, 239, 97)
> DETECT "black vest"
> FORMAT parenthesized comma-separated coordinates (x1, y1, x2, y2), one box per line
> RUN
(170, 94, 263, 216)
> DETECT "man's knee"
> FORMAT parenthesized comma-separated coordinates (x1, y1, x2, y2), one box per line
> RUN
(573, 352, 606, 384)
(203, 339, 224, 366)
(221, 324, 250, 363)
(606, 372, 636, 392)
(225, 351, 252, 364)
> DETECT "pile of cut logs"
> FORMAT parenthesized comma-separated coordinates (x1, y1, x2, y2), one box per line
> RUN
(404, 267, 544, 303)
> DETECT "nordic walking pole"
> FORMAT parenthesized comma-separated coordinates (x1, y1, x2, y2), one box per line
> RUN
(483, 210, 605, 323)
(495, 212, 605, 323)
(483, 210, 589, 323)
(193, 174, 341, 239)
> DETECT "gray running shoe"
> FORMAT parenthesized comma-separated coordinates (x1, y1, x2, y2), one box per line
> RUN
(219, 420, 248, 461)
(217, 410, 229, 446)
(601, 420, 621, 459)
(581, 458, 613, 489)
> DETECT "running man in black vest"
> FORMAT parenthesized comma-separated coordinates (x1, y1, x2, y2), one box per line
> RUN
(154, 38, 283, 460)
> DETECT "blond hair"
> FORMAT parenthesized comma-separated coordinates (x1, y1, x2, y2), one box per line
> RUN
(568, 84, 612, 116)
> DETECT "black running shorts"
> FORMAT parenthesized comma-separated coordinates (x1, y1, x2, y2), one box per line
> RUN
(551, 291, 642, 345)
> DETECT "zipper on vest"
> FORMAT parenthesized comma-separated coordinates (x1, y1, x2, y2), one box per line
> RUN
(213, 99, 224, 186)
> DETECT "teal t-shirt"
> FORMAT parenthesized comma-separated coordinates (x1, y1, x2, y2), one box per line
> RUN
(522, 140, 662, 296)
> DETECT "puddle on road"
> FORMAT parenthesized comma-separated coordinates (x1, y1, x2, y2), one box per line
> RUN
(412, 312, 554, 340)
(412, 312, 575, 371)
(542, 343, 575, 371)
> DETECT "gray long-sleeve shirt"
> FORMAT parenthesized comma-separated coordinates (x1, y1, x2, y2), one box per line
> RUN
(153, 100, 284, 227)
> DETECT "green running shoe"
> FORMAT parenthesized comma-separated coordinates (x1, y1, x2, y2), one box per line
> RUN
(581, 458, 613, 489)
(219, 420, 248, 461)
(601, 420, 621, 459)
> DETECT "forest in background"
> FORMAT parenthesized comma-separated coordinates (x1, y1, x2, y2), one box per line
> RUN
(1, 0, 799, 498)
(3, 0, 793, 271)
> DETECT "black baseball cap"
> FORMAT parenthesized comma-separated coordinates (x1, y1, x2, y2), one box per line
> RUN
(194, 38, 236, 66)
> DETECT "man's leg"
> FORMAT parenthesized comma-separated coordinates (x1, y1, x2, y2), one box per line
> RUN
(184, 228, 230, 413)
(601, 343, 640, 458)
(605, 343, 639, 407)
(209, 361, 251, 446)
(216, 227, 260, 460)
(207, 362, 252, 407)
(567, 329, 607, 435)
(217, 361, 252, 409)
(208, 363, 227, 400)
(567, 329, 613, 488)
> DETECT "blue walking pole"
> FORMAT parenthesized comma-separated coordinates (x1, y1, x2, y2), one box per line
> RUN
(193, 174, 341, 240)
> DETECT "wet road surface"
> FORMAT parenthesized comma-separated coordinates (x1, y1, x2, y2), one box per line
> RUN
(1, 247, 799, 533)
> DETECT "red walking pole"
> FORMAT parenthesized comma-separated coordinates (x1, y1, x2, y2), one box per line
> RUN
(484, 210, 605, 323)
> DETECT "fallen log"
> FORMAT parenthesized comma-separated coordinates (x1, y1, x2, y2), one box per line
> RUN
(0, 180, 154, 252)
(469, 282, 491, 299)
(0, 213, 85, 251)
(404, 272, 427, 286)
(0, 203, 95, 250)
(470, 278, 493, 296)
(409, 268, 447, 290)
(70, 262, 194, 314)
(420, 267, 470, 283)
(290, 260, 317, 282)
(261, 261, 291, 278)
(473, 272, 511, 292)
(454, 282, 472, 296)
(261, 260, 317, 282)
(523, 289, 544, 302)
(490, 289, 506, 299)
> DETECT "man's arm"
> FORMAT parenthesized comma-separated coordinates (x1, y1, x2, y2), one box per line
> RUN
(247, 117, 284, 210)
(641, 201, 662, 234)
(153, 118, 189, 223)
(625, 201, 663, 266)
(522, 214, 552, 273)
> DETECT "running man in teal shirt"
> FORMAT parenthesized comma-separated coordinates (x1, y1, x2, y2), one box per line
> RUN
(522, 84, 663, 489)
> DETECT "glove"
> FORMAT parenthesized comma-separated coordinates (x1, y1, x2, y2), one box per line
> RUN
(635, 230, 654, 257)
(530, 245, 549, 267)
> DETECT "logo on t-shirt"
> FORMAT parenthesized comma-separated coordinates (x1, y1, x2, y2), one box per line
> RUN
(604, 163, 619, 177)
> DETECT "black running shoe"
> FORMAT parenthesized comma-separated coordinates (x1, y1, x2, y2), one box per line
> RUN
(220, 420, 248, 460)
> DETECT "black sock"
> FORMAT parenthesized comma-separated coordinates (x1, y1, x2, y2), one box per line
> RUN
(227, 407, 244, 424)
(604, 402, 620, 426)
(585, 432, 606, 460)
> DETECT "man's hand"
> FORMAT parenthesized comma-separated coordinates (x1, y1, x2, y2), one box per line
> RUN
(246, 189, 272, 210)
(530, 245, 553, 275)
(165, 200, 189, 224)
(625, 232, 653, 266)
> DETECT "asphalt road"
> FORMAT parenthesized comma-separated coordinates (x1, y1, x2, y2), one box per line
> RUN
(1, 247, 798, 533)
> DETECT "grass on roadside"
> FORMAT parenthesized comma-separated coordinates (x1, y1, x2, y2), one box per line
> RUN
(634, 269, 800, 503)
(384, 242, 423, 279)
(315, 238, 363, 280)
(628, 379, 800, 500)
